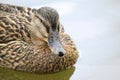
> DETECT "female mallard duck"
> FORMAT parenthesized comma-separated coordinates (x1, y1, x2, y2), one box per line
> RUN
(0, 3, 78, 73)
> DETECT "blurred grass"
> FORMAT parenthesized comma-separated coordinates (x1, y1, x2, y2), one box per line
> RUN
(0, 66, 75, 80)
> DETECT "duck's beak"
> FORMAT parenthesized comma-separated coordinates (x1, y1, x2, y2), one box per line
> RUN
(48, 31, 66, 57)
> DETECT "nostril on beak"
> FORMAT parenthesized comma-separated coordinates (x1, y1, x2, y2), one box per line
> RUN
(58, 51, 64, 57)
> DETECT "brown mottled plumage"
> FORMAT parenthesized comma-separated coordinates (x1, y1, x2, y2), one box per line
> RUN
(0, 3, 79, 73)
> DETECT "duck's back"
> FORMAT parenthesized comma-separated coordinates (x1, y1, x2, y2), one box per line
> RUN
(0, 11, 31, 43)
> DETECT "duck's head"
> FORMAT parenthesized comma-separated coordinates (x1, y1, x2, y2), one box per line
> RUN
(31, 7, 66, 57)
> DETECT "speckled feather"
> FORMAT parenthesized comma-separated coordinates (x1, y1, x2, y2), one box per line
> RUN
(0, 3, 78, 73)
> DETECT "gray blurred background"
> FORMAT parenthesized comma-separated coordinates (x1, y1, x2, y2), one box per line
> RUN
(0, 0, 120, 80)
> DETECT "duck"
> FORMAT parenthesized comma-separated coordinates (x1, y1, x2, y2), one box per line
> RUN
(0, 3, 79, 73)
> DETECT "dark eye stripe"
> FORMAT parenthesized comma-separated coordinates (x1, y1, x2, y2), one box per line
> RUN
(51, 21, 56, 31)
(45, 25, 50, 33)
(57, 24, 60, 32)
(41, 21, 50, 33)
(36, 15, 50, 33)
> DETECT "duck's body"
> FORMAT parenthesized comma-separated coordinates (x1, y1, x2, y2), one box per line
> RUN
(0, 3, 78, 73)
